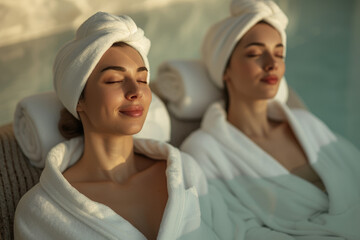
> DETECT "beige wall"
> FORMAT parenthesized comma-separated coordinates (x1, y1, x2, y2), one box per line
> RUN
(0, 0, 192, 47)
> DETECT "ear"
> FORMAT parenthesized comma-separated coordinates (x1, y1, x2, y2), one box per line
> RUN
(223, 68, 230, 83)
(76, 99, 84, 112)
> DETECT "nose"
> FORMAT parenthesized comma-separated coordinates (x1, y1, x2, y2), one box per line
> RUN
(125, 79, 142, 101)
(263, 53, 278, 72)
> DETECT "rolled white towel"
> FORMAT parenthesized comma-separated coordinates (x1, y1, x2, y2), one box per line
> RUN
(155, 60, 223, 120)
(134, 93, 171, 142)
(13, 92, 170, 168)
(13, 92, 65, 167)
(155, 59, 288, 120)
(275, 77, 288, 104)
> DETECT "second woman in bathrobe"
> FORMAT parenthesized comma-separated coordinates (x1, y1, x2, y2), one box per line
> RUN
(14, 11, 253, 240)
(181, 0, 360, 239)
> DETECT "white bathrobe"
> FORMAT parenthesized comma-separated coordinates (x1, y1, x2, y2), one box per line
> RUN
(181, 100, 360, 240)
(14, 137, 248, 240)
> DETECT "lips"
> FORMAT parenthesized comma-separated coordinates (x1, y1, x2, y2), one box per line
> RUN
(119, 105, 144, 117)
(261, 75, 279, 85)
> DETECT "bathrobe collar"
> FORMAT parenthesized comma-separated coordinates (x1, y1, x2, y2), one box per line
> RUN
(40, 137, 200, 239)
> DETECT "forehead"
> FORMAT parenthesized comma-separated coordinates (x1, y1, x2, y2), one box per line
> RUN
(97, 45, 144, 69)
(239, 23, 282, 46)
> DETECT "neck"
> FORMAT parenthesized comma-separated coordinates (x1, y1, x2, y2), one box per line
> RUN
(227, 99, 274, 138)
(78, 131, 138, 183)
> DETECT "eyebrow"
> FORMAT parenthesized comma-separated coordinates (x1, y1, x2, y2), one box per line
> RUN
(244, 42, 284, 48)
(100, 66, 148, 73)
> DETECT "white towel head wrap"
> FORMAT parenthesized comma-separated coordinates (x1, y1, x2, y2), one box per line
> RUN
(53, 12, 151, 119)
(202, 0, 288, 88)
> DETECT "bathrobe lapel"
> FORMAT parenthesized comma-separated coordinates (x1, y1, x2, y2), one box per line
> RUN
(182, 100, 360, 239)
(40, 137, 201, 240)
(201, 101, 330, 216)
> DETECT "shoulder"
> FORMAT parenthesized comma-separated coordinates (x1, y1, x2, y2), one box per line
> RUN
(181, 128, 229, 180)
(179, 151, 208, 196)
(134, 138, 209, 195)
(181, 102, 226, 157)
(291, 108, 324, 126)
(14, 184, 54, 237)
(15, 184, 49, 214)
(181, 129, 218, 156)
(290, 109, 334, 135)
(289, 108, 337, 146)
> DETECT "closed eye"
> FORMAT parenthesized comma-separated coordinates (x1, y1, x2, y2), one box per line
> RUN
(105, 80, 123, 84)
(247, 54, 261, 58)
(246, 50, 262, 58)
(137, 79, 148, 84)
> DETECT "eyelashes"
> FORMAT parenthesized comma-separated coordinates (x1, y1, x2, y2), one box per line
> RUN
(137, 80, 148, 84)
(246, 53, 284, 59)
(105, 80, 148, 84)
(105, 81, 122, 84)
(246, 54, 260, 58)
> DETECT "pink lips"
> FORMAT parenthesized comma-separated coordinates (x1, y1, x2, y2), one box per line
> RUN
(261, 75, 279, 85)
(119, 105, 144, 117)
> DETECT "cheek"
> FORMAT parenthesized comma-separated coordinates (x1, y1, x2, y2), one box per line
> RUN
(279, 61, 286, 75)
(228, 64, 255, 85)
(143, 87, 152, 108)
(240, 61, 259, 75)
(101, 89, 120, 105)
(100, 84, 125, 102)
(230, 58, 258, 78)
(85, 88, 120, 114)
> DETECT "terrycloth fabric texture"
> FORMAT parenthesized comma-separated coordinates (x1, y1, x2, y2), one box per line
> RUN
(133, 93, 171, 142)
(155, 59, 288, 120)
(202, 0, 288, 88)
(155, 60, 222, 119)
(13, 91, 170, 168)
(0, 124, 41, 240)
(13, 92, 66, 167)
(181, 101, 360, 239)
(14, 137, 260, 239)
(53, 12, 151, 118)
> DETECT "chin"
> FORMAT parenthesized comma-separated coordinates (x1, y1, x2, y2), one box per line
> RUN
(120, 123, 145, 136)
(261, 89, 278, 100)
(267, 93, 278, 100)
(254, 94, 276, 102)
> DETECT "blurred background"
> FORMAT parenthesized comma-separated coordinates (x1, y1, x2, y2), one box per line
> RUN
(0, 0, 359, 148)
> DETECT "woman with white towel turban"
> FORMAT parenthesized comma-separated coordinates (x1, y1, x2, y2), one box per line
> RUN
(13, 12, 252, 240)
(181, 0, 360, 239)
